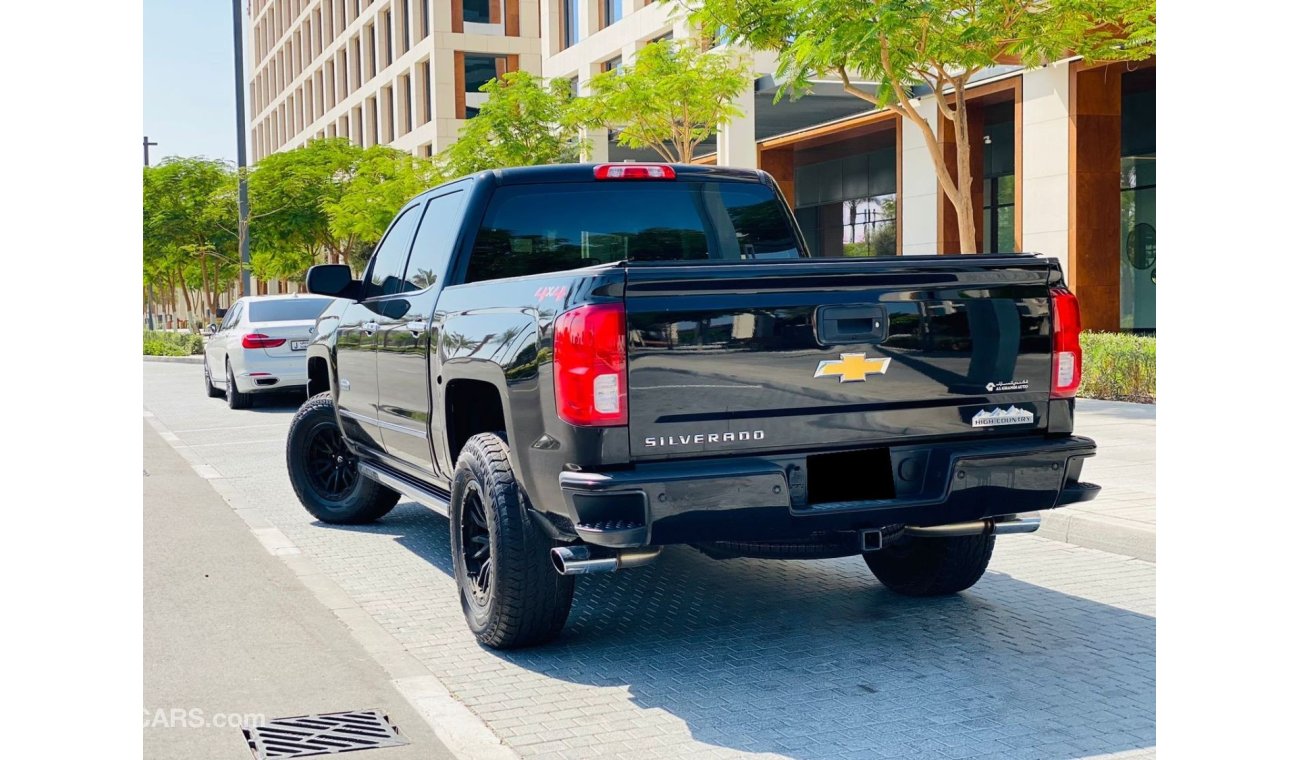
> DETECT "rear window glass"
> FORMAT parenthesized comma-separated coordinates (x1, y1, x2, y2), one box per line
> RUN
(247, 299, 332, 322)
(466, 181, 803, 283)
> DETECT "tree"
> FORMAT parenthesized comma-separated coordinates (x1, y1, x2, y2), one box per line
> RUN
(245, 137, 367, 273)
(580, 39, 749, 163)
(438, 71, 584, 177)
(143, 157, 238, 326)
(685, 0, 1156, 253)
(324, 145, 444, 271)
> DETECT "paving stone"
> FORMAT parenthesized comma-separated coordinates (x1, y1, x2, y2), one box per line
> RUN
(146, 363, 1157, 760)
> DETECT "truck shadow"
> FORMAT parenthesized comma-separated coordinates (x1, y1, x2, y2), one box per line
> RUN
(337, 503, 1155, 759)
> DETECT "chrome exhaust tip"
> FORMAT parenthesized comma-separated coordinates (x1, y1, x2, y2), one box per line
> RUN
(550, 546, 662, 575)
(903, 512, 1041, 538)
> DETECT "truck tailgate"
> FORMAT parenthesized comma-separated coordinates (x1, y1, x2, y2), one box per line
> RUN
(623, 256, 1056, 460)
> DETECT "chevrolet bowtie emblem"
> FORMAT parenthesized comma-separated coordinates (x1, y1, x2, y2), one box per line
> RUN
(813, 353, 891, 383)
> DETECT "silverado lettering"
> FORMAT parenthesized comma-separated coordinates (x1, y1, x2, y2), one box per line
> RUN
(645, 431, 766, 447)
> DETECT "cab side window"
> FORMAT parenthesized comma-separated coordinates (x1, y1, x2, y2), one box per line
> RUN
(364, 206, 422, 300)
(401, 190, 465, 292)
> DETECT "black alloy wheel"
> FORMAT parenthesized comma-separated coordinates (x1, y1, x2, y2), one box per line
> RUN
(304, 422, 358, 500)
(459, 481, 493, 607)
(285, 392, 399, 524)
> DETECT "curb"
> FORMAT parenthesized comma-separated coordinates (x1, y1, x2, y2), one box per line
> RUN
(144, 355, 204, 365)
(1039, 510, 1154, 563)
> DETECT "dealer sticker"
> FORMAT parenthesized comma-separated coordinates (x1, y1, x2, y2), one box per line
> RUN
(972, 405, 1035, 428)
(985, 379, 1029, 393)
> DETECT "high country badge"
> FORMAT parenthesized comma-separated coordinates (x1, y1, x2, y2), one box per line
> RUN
(814, 353, 891, 383)
(971, 406, 1035, 428)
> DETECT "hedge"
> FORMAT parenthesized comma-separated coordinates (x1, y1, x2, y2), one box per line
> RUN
(1078, 331, 1155, 403)
(144, 330, 205, 357)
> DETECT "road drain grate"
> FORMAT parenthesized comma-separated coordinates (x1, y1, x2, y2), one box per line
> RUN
(243, 710, 409, 758)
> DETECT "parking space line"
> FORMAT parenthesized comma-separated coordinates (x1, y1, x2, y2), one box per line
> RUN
(177, 439, 285, 448)
(171, 422, 290, 434)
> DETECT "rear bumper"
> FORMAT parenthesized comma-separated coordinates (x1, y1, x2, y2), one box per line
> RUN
(557, 436, 1098, 548)
(234, 352, 309, 392)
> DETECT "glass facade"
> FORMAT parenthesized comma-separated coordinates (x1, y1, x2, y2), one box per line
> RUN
(1120, 74, 1156, 332)
(981, 104, 1016, 253)
(793, 146, 897, 257)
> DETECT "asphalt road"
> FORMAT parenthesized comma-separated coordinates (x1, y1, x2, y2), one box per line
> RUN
(144, 361, 1155, 760)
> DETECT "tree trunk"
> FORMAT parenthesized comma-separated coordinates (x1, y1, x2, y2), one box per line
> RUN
(951, 87, 978, 254)
(176, 272, 196, 329)
(199, 255, 219, 325)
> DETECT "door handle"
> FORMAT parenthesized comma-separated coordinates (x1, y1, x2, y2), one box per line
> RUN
(406, 320, 428, 337)
(362, 321, 379, 335)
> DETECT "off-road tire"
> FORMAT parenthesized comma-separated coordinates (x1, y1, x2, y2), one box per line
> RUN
(286, 392, 399, 524)
(203, 359, 222, 398)
(450, 432, 574, 649)
(864, 533, 995, 596)
(225, 360, 253, 410)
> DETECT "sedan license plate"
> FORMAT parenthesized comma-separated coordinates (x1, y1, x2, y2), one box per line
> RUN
(291, 340, 309, 351)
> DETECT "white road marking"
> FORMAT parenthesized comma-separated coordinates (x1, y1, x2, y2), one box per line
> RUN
(177, 439, 285, 448)
(171, 422, 289, 434)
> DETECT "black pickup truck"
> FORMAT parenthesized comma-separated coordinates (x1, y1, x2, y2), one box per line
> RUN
(286, 163, 1098, 649)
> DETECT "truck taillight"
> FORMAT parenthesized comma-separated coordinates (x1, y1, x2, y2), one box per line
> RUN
(593, 163, 675, 180)
(1050, 288, 1082, 399)
(242, 333, 286, 349)
(553, 303, 627, 427)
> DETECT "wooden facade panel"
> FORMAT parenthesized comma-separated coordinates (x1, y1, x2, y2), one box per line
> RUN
(454, 51, 466, 119)
(505, 0, 520, 37)
(1069, 62, 1124, 332)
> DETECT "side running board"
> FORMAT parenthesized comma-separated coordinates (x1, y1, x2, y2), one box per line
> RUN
(357, 462, 451, 517)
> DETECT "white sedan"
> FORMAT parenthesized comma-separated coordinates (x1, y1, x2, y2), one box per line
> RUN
(203, 294, 334, 409)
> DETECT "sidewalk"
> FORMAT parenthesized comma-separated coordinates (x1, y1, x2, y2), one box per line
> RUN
(1040, 399, 1156, 561)
(144, 421, 454, 760)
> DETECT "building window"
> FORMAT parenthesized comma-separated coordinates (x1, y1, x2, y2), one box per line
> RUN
(602, 0, 622, 29)
(381, 10, 393, 69)
(400, 0, 411, 54)
(602, 55, 622, 74)
(365, 23, 377, 81)
(418, 59, 432, 124)
(464, 0, 491, 23)
(793, 143, 898, 258)
(981, 103, 1016, 254)
(462, 54, 505, 118)
(561, 0, 579, 48)
(399, 74, 413, 134)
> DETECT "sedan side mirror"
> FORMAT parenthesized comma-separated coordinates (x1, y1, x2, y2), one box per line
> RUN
(206, 323, 219, 335)
(306, 264, 360, 299)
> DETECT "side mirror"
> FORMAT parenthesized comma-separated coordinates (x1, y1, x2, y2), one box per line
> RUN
(206, 324, 219, 335)
(306, 264, 359, 299)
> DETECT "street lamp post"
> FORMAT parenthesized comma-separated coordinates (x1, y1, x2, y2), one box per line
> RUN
(231, 0, 251, 298)
(144, 135, 157, 330)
